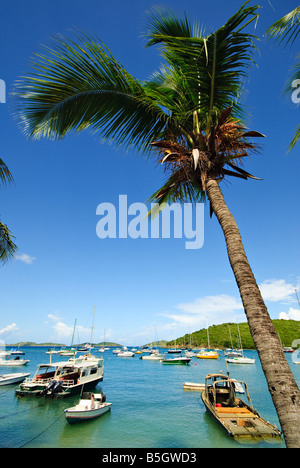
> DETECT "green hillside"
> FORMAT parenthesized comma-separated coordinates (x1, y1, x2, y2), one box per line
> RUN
(167, 320, 300, 350)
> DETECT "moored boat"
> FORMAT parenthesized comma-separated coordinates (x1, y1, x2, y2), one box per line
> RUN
(0, 372, 30, 386)
(197, 350, 219, 359)
(0, 356, 30, 366)
(225, 356, 255, 364)
(163, 356, 191, 365)
(117, 347, 134, 357)
(201, 373, 281, 440)
(183, 382, 205, 391)
(140, 350, 164, 360)
(15, 355, 104, 398)
(64, 391, 112, 424)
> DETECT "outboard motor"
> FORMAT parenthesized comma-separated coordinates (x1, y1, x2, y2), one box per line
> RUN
(40, 379, 57, 396)
(50, 379, 63, 397)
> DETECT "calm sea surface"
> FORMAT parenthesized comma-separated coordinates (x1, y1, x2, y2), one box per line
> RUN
(1, 346, 298, 449)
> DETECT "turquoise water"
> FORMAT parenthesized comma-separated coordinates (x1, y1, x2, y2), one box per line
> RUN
(1, 347, 297, 448)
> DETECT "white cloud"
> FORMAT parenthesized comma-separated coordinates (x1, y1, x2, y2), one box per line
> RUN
(0, 323, 19, 336)
(279, 308, 300, 321)
(259, 279, 297, 303)
(160, 294, 244, 337)
(15, 253, 36, 265)
(47, 313, 62, 322)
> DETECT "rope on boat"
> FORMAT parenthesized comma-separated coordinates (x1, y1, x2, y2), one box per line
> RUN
(19, 413, 64, 448)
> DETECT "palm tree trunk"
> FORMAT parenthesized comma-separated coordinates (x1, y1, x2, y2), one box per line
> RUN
(206, 178, 300, 448)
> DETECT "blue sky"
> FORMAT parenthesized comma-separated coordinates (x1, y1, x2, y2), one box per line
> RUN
(0, 0, 300, 346)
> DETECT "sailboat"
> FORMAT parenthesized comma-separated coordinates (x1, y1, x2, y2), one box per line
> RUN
(197, 323, 219, 359)
(60, 319, 77, 357)
(225, 324, 255, 364)
(167, 326, 182, 354)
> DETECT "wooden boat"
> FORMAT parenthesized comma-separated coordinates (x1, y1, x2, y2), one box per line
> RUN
(64, 391, 112, 424)
(15, 355, 104, 398)
(163, 356, 191, 365)
(0, 372, 30, 386)
(201, 373, 282, 440)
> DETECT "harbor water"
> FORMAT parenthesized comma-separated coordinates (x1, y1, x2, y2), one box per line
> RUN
(1, 347, 298, 448)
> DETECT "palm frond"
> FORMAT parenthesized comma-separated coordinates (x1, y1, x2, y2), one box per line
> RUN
(144, 1, 260, 130)
(0, 159, 13, 185)
(0, 221, 17, 264)
(266, 7, 300, 47)
(13, 34, 169, 151)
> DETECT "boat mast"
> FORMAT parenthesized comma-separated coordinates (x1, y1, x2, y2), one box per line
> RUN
(89, 306, 96, 352)
(296, 289, 300, 308)
(71, 319, 77, 347)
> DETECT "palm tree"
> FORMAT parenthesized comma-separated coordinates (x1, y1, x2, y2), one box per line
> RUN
(0, 159, 17, 263)
(266, 6, 300, 150)
(13, 2, 300, 446)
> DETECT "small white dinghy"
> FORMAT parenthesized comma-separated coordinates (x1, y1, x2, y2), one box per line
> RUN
(0, 372, 30, 386)
(64, 392, 112, 424)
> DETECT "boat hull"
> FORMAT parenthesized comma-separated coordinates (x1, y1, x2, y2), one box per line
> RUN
(0, 373, 30, 386)
(16, 376, 103, 398)
(0, 360, 30, 366)
(65, 402, 112, 424)
(197, 354, 219, 359)
(226, 358, 255, 364)
(163, 358, 191, 365)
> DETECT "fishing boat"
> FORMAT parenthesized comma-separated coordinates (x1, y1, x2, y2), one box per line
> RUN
(15, 355, 104, 398)
(162, 356, 191, 365)
(0, 372, 30, 386)
(64, 391, 112, 424)
(201, 373, 281, 440)
(0, 356, 30, 366)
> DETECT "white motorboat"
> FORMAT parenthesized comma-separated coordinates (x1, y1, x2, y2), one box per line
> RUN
(60, 348, 77, 357)
(163, 356, 191, 365)
(0, 372, 30, 386)
(64, 391, 112, 424)
(46, 349, 60, 355)
(117, 347, 134, 357)
(225, 356, 255, 364)
(15, 355, 104, 397)
(140, 350, 164, 360)
(0, 357, 30, 366)
(112, 348, 121, 354)
(184, 350, 197, 358)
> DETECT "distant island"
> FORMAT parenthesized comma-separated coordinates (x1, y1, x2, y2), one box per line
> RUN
(167, 319, 300, 350)
(6, 320, 300, 350)
(5, 341, 123, 348)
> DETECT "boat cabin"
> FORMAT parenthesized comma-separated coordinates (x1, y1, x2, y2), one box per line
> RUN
(204, 373, 251, 408)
